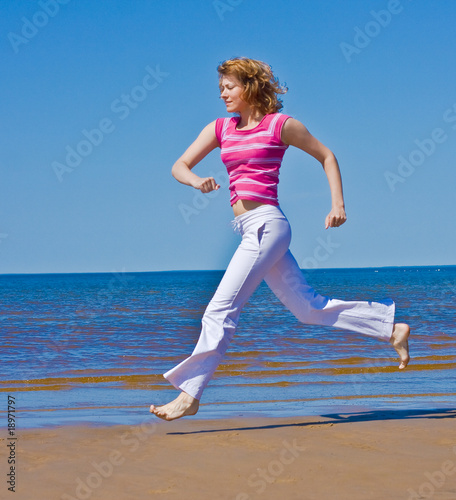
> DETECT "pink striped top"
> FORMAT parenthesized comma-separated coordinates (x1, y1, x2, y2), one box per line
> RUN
(215, 113, 291, 206)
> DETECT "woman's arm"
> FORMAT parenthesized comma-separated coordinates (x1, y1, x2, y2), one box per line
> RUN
(171, 120, 221, 193)
(281, 118, 347, 229)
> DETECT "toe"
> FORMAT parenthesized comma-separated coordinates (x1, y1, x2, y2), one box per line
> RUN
(151, 408, 168, 420)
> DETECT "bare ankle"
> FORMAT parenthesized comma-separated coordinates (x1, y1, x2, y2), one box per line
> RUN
(180, 391, 198, 403)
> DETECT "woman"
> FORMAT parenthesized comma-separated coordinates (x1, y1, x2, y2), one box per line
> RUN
(150, 57, 410, 421)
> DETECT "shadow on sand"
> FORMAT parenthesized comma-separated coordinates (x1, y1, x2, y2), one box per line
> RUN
(166, 407, 456, 435)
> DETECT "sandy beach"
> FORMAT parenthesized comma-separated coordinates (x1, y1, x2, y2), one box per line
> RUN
(3, 408, 455, 500)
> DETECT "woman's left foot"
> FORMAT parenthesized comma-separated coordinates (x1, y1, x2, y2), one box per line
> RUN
(390, 323, 410, 369)
(150, 391, 199, 421)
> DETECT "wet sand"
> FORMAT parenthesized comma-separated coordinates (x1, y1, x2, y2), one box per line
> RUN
(5, 408, 456, 500)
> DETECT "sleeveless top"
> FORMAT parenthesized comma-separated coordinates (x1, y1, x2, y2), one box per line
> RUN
(215, 113, 291, 206)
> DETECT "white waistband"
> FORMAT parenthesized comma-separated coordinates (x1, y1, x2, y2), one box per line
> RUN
(230, 204, 286, 234)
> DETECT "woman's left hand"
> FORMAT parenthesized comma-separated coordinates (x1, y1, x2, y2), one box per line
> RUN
(325, 207, 347, 229)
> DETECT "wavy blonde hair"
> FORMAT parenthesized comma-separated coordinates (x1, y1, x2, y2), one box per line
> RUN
(217, 57, 287, 114)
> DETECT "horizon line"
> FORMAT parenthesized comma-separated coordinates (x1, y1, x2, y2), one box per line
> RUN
(1, 264, 455, 277)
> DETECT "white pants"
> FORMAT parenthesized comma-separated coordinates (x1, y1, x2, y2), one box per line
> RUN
(164, 205, 395, 400)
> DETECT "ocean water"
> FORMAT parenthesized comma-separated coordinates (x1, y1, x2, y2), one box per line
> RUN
(1, 266, 455, 427)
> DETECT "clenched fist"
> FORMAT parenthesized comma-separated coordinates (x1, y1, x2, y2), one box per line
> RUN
(193, 177, 220, 193)
(325, 207, 347, 229)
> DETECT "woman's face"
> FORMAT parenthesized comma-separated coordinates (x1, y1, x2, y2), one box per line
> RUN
(219, 74, 248, 114)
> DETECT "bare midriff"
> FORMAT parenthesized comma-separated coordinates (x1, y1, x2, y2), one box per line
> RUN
(232, 199, 266, 217)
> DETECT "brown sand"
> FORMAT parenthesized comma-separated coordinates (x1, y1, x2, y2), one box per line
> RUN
(3, 409, 456, 500)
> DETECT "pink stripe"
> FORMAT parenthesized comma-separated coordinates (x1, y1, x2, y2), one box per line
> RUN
(218, 113, 291, 206)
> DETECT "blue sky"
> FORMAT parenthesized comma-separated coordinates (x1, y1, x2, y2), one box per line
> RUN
(1, 0, 455, 274)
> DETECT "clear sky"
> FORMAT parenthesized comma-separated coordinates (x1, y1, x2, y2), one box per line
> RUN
(1, 0, 455, 274)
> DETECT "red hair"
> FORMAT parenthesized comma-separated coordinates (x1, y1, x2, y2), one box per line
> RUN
(218, 57, 287, 114)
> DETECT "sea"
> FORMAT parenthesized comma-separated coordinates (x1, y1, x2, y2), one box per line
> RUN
(1, 266, 455, 428)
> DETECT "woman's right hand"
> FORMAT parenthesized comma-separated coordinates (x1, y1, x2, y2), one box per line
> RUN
(192, 177, 220, 193)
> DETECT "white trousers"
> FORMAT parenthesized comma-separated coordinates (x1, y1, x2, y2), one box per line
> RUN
(164, 205, 395, 400)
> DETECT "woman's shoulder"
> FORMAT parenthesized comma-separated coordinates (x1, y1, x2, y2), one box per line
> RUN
(264, 112, 293, 128)
(214, 116, 237, 143)
(215, 116, 237, 130)
(265, 113, 292, 144)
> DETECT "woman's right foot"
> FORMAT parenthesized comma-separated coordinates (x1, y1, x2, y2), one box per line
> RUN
(150, 391, 199, 421)
(390, 323, 410, 369)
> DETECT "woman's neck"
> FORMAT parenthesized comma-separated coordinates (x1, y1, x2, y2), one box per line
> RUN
(236, 108, 265, 130)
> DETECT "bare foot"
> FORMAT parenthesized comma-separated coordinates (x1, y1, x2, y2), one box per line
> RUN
(390, 323, 410, 370)
(150, 391, 199, 421)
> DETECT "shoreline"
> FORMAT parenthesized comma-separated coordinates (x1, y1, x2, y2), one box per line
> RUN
(4, 396, 456, 430)
(6, 408, 456, 499)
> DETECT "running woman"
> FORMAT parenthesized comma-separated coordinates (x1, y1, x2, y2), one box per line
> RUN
(150, 57, 410, 421)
